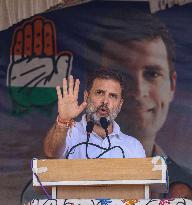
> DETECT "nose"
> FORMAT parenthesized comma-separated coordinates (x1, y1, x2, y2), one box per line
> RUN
(128, 77, 149, 98)
(102, 94, 110, 105)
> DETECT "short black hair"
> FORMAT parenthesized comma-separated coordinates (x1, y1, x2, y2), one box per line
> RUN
(100, 10, 176, 74)
(86, 68, 126, 99)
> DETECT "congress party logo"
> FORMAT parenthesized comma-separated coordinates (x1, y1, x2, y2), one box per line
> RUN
(7, 16, 73, 113)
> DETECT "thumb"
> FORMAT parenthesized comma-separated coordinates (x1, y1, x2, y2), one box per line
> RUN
(56, 52, 73, 74)
(78, 101, 87, 113)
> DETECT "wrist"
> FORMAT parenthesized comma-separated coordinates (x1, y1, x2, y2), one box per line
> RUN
(58, 115, 72, 122)
(56, 115, 75, 129)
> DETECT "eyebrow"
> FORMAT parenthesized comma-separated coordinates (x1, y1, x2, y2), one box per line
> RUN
(144, 65, 164, 72)
(95, 89, 119, 96)
(95, 89, 104, 93)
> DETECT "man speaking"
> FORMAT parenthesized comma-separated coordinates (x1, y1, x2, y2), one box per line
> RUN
(43, 69, 145, 159)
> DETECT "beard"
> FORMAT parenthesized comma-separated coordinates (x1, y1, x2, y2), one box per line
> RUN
(85, 98, 121, 125)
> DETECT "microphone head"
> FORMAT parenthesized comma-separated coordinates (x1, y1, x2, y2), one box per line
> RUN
(100, 117, 109, 130)
(86, 120, 94, 133)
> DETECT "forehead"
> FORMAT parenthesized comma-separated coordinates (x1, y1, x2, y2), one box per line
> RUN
(101, 38, 169, 73)
(91, 78, 122, 93)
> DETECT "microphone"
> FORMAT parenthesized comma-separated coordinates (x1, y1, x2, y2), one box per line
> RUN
(86, 120, 94, 133)
(100, 117, 111, 148)
(100, 117, 109, 131)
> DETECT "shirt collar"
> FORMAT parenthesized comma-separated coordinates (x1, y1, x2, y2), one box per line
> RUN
(81, 114, 121, 138)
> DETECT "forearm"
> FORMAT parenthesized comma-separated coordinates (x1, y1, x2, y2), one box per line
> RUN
(43, 123, 68, 158)
(44, 75, 86, 158)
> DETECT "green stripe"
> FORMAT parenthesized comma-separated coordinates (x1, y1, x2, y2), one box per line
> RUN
(9, 87, 57, 107)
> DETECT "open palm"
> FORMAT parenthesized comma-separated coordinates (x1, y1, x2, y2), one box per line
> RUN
(56, 76, 87, 120)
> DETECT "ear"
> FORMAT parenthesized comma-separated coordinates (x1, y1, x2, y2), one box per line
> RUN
(119, 98, 124, 109)
(84, 90, 89, 102)
(169, 71, 177, 102)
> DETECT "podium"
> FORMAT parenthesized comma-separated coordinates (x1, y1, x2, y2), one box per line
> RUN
(32, 157, 167, 199)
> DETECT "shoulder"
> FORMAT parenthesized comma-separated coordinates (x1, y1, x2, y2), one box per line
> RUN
(119, 132, 146, 158)
(119, 132, 141, 144)
(153, 143, 166, 157)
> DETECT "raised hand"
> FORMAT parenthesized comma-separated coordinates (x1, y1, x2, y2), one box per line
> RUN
(7, 16, 73, 109)
(56, 76, 87, 120)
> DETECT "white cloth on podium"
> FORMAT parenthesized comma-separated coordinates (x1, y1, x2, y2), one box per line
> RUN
(30, 198, 192, 205)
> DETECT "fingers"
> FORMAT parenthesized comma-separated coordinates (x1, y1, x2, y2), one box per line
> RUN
(60, 75, 80, 97)
(56, 75, 80, 99)
(11, 16, 56, 62)
(34, 19, 43, 56)
(68, 75, 74, 95)
(44, 22, 55, 56)
(12, 29, 23, 61)
(24, 24, 33, 58)
(62, 78, 67, 96)
(73, 78, 80, 98)
(57, 77, 68, 99)
(56, 86, 63, 102)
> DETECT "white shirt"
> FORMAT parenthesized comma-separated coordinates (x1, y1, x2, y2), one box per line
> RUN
(63, 115, 146, 159)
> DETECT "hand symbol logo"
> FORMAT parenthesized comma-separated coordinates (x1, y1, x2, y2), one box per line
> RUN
(7, 16, 73, 113)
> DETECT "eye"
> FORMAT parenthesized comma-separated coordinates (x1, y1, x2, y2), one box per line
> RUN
(95, 90, 104, 95)
(109, 93, 118, 99)
(144, 70, 162, 79)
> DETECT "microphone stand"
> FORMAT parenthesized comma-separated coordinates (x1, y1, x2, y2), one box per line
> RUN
(100, 117, 111, 149)
(86, 120, 94, 159)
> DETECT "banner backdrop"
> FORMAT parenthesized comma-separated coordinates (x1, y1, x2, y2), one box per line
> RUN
(0, 1, 192, 204)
